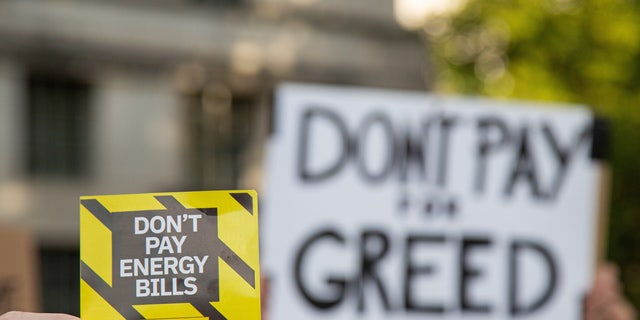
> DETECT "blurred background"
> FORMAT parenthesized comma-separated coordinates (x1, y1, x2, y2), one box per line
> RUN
(0, 0, 638, 316)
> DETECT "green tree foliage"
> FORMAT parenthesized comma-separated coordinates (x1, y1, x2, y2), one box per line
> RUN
(425, 0, 640, 306)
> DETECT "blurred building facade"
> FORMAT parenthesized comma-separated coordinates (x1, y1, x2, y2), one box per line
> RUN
(0, 0, 426, 314)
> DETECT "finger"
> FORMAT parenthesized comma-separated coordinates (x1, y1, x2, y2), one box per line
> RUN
(594, 264, 621, 293)
(585, 282, 623, 317)
(586, 296, 637, 320)
(0, 312, 79, 320)
(610, 301, 637, 320)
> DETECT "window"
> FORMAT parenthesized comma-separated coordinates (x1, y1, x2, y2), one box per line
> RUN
(40, 249, 80, 316)
(25, 72, 91, 178)
(184, 85, 256, 189)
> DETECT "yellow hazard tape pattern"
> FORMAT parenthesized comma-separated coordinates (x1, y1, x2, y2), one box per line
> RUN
(209, 193, 260, 319)
(80, 190, 261, 320)
(176, 191, 261, 320)
(80, 204, 113, 286)
(133, 303, 204, 318)
(81, 279, 125, 320)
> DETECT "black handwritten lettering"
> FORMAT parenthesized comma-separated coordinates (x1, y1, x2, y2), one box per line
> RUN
(293, 228, 559, 316)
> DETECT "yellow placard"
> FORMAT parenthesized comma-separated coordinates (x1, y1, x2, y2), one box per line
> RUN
(80, 190, 261, 320)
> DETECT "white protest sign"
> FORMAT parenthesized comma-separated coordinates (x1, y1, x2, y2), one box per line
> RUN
(263, 83, 602, 320)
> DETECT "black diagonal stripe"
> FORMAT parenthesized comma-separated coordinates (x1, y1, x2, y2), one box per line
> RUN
(155, 195, 217, 217)
(230, 193, 254, 215)
(81, 261, 142, 319)
(201, 208, 218, 216)
(192, 299, 227, 320)
(218, 240, 256, 288)
(81, 199, 113, 228)
(155, 195, 189, 213)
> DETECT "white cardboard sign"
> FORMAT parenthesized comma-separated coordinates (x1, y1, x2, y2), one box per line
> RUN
(263, 83, 601, 320)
